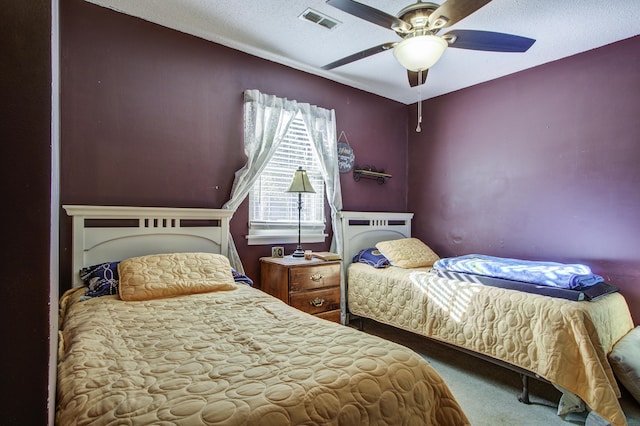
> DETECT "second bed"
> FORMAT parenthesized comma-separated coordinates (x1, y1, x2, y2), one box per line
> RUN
(338, 211, 635, 426)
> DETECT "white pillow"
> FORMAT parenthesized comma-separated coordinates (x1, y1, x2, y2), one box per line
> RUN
(608, 326, 640, 404)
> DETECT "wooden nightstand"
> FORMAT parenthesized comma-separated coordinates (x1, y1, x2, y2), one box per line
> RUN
(260, 256, 341, 323)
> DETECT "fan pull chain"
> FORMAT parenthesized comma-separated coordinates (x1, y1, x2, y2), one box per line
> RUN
(416, 70, 423, 132)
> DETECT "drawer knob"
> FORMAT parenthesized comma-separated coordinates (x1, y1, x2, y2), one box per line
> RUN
(310, 273, 323, 282)
(310, 297, 325, 307)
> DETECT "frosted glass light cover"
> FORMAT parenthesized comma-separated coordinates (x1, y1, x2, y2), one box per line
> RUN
(393, 35, 447, 71)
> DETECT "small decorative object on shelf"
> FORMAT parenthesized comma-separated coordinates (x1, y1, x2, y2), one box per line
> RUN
(353, 165, 392, 184)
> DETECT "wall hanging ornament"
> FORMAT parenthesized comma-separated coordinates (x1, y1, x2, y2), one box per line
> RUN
(337, 131, 355, 174)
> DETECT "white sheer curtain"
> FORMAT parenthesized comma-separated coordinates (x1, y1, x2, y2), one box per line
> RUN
(297, 103, 343, 257)
(223, 89, 343, 273)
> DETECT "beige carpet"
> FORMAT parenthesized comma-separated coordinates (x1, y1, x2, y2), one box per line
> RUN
(357, 319, 640, 426)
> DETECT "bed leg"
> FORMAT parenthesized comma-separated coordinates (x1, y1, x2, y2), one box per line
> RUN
(518, 374, 531, 404)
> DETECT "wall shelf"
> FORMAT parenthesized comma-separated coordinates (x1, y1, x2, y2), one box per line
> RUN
(353, 166, 392, 184)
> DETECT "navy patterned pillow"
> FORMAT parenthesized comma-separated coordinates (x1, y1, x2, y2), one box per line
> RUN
(353, 248, 390, 268)
(232, 268, 254, 286)
(79, 261, 120, 300)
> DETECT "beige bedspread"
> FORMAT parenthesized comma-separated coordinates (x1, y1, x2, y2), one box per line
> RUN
(57, 284, 468, 425)
(347, 263, 634, 426)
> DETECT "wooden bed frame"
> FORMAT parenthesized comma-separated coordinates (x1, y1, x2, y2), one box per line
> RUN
(63, 205, 233, 286)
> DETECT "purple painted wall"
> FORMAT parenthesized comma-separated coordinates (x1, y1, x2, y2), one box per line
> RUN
(60, 0, 639, 323)
(408, 36, 640, 323)
(60, 0, 408, 287)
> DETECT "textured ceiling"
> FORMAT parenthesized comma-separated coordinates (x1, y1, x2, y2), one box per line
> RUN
(85, 0, 640, 104)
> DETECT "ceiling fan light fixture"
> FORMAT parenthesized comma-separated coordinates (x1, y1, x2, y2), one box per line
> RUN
(393, 34, 447, 71)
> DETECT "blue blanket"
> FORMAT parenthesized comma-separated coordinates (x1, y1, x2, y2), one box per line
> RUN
(433, 254, 603, 290)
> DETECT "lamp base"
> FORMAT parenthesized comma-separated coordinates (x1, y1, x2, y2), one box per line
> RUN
(291, 247, 305, 258)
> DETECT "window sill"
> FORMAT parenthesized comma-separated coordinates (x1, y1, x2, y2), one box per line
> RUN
(246, 233, 328, 246)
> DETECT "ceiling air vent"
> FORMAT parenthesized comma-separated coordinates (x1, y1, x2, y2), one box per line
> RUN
(299, 8, 341, 30)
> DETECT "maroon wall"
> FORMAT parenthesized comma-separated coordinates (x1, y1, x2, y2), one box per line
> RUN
(1, 1, 52, 424)
(60, 0, 408, 288)
(60, 0, 640, 324)
(408, 36, 640, 323)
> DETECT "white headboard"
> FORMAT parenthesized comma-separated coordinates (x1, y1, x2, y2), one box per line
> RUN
(337, 211, 414, 324)
(63, 205, 234, 287)
(338, 211, 414, 261)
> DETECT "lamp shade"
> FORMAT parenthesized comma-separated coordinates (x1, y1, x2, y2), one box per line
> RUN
(287, 167, 316, 194)
(393, 34, 448, 72)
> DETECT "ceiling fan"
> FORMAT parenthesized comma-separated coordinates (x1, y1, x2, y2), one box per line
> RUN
(322, 0, 536, 88)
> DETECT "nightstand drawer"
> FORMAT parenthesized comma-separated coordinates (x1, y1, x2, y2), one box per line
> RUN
(289, 263, 340, 292)
(290, 287, 340, 315)
(315, 309, 341, 323)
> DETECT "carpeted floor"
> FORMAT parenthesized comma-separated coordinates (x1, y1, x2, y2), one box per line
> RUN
(357, 319, 640, 426)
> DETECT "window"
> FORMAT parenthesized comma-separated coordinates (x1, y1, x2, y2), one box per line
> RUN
(248, 112, 326, 245)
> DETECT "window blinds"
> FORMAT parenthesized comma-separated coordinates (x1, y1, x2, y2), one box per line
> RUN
(249, 114, 325, 230)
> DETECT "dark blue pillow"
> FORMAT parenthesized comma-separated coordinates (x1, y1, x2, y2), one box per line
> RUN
(353, 248, 390, 268)
(232, 268, 254, 286)
(79, 261, 120, 300)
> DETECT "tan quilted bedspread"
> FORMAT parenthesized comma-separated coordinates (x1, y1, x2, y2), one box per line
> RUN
(347, 263, 634, 426)
(57, 284, 469, 425)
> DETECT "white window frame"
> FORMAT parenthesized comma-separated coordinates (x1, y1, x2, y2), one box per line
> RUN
(247, 112, 327, 245)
